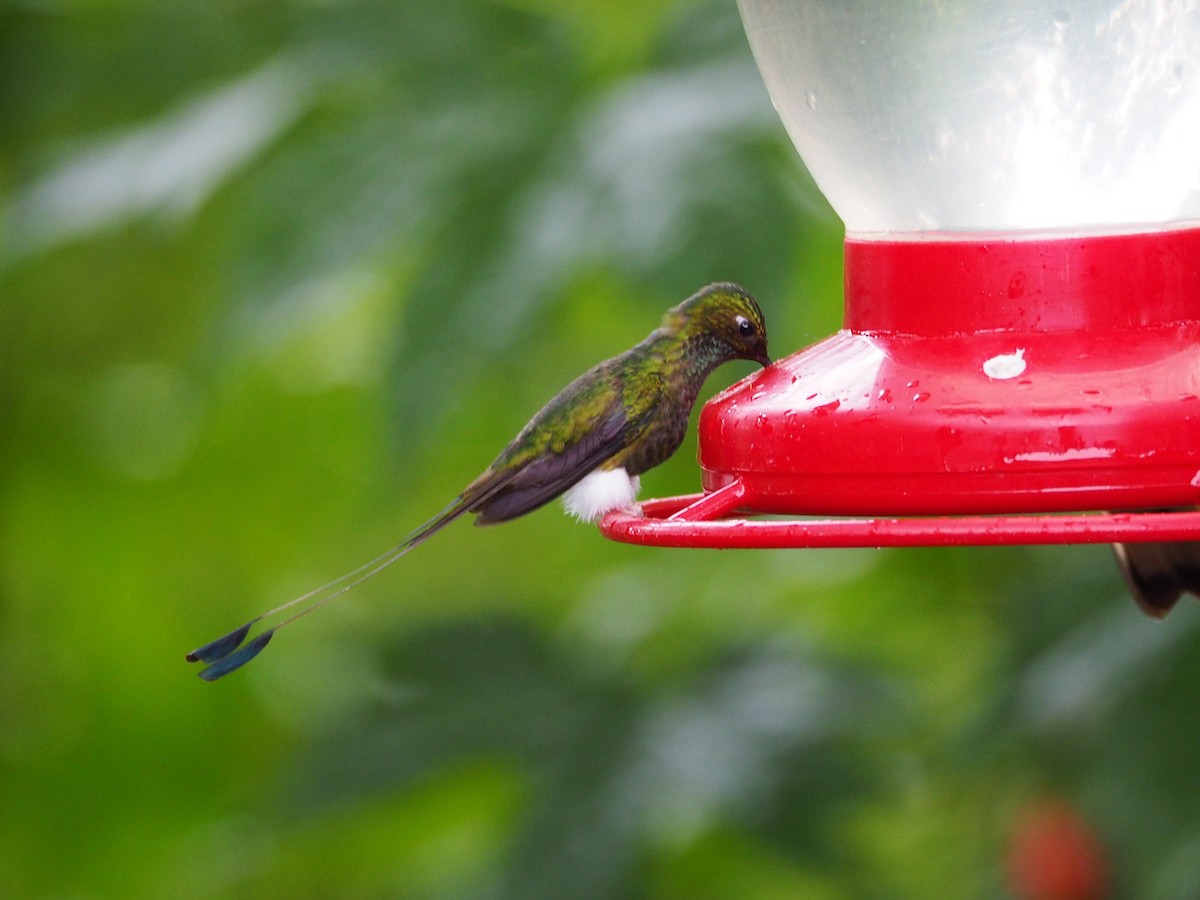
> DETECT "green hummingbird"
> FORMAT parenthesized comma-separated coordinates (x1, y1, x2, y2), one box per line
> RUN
(1113, 535, 1200, 617)
(188, 282, 770, 680)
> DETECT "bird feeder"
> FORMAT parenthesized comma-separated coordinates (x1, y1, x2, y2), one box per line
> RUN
(601, 0, 1200, 549)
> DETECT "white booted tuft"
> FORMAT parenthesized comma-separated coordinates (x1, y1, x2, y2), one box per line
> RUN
(563, 468, 640, 522)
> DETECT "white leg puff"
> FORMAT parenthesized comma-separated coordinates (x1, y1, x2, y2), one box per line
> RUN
(563, 468, 641, 522)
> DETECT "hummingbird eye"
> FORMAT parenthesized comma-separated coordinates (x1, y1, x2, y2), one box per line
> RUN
(736, 315, 756, 337)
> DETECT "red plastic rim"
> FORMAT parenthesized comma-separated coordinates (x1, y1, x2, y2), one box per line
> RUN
(599, 482, 1200, 548)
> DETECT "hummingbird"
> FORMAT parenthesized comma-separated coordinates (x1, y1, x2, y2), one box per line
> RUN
(1113, 535, 1200, 618)
(188, 282, 770, 680)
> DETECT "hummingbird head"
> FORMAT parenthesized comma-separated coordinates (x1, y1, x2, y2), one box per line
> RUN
(671, 282, 770, 368)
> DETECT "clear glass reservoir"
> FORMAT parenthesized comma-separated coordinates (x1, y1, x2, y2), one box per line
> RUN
(736, 0, 1200, 235)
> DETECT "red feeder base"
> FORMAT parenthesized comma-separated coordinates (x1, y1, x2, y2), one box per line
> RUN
(603, 228, 1200, 548)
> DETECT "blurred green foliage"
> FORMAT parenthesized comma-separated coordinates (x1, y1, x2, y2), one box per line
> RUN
(2, 2, 1199, 898)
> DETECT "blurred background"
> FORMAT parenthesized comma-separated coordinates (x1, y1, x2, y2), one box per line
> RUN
(2, 2, 1198, 897)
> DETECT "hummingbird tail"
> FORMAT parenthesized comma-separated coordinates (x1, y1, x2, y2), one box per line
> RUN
(186, 619, 259, 664)
(197, 630, 275, 681)
(186, 494, 477, 681)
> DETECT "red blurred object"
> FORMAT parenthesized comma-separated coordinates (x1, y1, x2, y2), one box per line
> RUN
(601, 228, 1200, 548)
(1006, 801, 1110, 900)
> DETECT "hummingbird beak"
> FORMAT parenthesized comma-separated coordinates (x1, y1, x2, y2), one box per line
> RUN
(756, 350, 771, 368)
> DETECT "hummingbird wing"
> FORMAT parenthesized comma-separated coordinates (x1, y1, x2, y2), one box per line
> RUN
(1113, 538, 1200, 618)
(470, 370, 665, 525)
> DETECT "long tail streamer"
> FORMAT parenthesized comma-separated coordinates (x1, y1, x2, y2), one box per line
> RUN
(186, 495, 471, 681)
